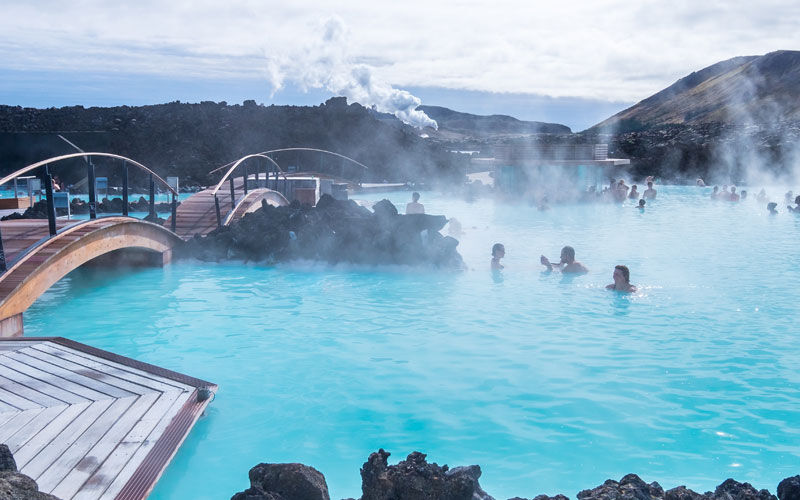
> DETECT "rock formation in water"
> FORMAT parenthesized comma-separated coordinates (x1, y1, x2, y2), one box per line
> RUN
(0, 444, 60, 499)
(179, 195, 464, 269)
(230, 451, 800, 500)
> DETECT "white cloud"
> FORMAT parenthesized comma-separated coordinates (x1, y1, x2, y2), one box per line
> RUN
(1, 0, 799, 103)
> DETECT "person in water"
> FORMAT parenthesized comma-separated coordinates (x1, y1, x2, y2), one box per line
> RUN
(740, 190, 747, 200)
(696, 178, 706, 187)
(540, 246, 588, 273)
(756, 189, 767, 202)
(788, 195, 800, 213)
(406, 192, 425, 214)
(711, 186, 719, 199)
(767, 202, 778, 215)
(643, 181, 657, 199)
(606, 265, 637, 293)
(637, 199, 646, 211)
(729, 186, 740, 202)
(491, 243, 505, 270)
(628, 184, 639, 200)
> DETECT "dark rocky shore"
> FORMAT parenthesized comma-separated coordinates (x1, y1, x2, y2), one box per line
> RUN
(179, 195, 464, 269)
(232, 449, 800, 500)
(0, 444, 59, 499)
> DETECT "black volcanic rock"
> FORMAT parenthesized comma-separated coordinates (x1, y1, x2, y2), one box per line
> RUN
(578, 474, 665, 500)
(418, 105, 571, 136)
(778, 477, 800, 500)
(0, 446, 60, 499)
(712, 479, 776, 500)
(179, 195, 463, 268)
(231, 463, 329, 500)
(360, 449, 494, 500)
(0, 445, 16, 472)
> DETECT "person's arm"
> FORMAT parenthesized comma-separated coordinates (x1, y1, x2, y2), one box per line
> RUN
(540, 255, 554, 271)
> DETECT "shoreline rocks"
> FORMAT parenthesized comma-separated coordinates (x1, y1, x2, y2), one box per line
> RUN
(232, 449, 800, 500)
(0, 444, 60, 499)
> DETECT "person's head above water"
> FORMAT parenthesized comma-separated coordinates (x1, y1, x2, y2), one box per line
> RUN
(795, 195, 800, 205)
(614, 265, 631, 284)
(412, 192, 420, 202)
(492, 243, 505, 258)
(647, 181, 653, 188)
(638, 199, 646, 207)
(560, 246, 576, 263)
(768, 202, 778, 213)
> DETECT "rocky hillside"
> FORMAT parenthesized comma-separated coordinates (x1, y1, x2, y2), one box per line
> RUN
(0, 97, 467, 187)
(593, 50, 800, 133)
(418, 105, 571, 138)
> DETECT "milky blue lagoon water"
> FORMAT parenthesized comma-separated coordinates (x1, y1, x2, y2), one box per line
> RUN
(24, 186, 800, 499)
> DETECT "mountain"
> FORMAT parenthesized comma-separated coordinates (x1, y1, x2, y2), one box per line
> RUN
(592, 50, 800, 132)
(417, 105, 571, 138)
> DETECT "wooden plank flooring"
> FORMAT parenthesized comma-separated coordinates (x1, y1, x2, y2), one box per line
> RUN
(0, 338, 216, 500)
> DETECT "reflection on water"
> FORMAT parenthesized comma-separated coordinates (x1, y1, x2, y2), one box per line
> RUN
(24, 186, 800, 500)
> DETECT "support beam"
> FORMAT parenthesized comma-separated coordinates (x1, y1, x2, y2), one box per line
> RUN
(0, 313, 23, 338)
(43, 166, 57, 236)
(87, 160, 97, 219)
(149, 174, 156, 217)
(122, 161, 129, 216)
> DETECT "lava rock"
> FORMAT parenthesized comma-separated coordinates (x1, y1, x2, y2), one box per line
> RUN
(577, 474, 665, 500)
(231, 463, 329, 500)
(778, 477, 800, 500)
(712, 479, 776, 500)
(360, 449, 495, 500)
(0, 445, 16, 472)
(664, 486, 707, 500)
(509, 495, 570, 500)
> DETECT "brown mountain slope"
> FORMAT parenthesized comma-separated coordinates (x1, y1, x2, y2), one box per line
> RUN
(592, 50, 800, 132)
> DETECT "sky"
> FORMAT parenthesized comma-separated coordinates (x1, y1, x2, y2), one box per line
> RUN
(1, 0, 799, 131)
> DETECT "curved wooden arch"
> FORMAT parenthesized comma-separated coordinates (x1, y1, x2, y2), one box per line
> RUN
(223, 188, 290, 225)
(0, 152, 178, 196)
(0, 217, 182, 322)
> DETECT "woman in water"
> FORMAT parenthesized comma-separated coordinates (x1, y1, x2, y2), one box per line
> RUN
(628, 184, 639, 200)
(606, 265, 637, 293)
(788, 195, 800, 213)
(491, 243, 505, 270)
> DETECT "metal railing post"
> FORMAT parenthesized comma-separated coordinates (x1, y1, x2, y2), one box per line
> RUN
(149, 174, 156, 217)
(243, 164, 248, 195)
(229, 177, 235, 208)
(87, 159, 97, 219)
(43, 166, 57, 236)
(0, 223, 6, 272)
(170, 192, 177, 232)
(214, 195, 222, 228)
(122, 160, 129, 216)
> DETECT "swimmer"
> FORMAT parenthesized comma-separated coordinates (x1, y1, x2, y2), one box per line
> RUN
(767, 202, 778, 215)
(729, 186, 740, 202)
(696, 178, 706, 187)
(756, 188, 767, 202)
(740, 190, 747, 200)
(540, 245, 588, 273)
(606, 265, 637, 293)
(628, 184, 639, 200)
(719, 185, 729, 200)
(615, 180, 629, 202)
(643, 181, 657, 200)
(711, 186, 719, 199)
(788, 195, 800, 213)
(406, 192, 425, 214)
(637, 199, 646, 211)
(491, 243, 505, 270)
(645, 175, 655, 184)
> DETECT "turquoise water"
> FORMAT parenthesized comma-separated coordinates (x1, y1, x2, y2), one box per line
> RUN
(24, 186, 800, 499)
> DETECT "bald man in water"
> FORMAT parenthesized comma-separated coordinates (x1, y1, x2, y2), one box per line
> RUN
(540, 246, 588, 273)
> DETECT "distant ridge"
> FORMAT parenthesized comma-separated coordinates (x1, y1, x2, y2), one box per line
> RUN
(592, 50, 800, 132)
(418, 105, 571, 136)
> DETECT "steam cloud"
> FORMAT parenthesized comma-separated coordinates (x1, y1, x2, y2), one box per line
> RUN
(266, 17, 437, 130)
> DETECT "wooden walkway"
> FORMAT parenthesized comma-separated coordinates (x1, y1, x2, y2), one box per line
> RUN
(0, 337, 216, 500)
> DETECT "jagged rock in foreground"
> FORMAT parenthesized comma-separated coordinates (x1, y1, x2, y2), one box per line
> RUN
(360, 449, 494, 500)
(180, 196, 464, 269)
(0, 444, 61, 500)
(231, 463, 329, 500)
(778, 476, 800, 500)
(576, 474, 777, 500)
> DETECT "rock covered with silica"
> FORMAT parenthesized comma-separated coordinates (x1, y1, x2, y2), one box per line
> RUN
(230, 462, 330, 500)
(778, 477, 800, 500)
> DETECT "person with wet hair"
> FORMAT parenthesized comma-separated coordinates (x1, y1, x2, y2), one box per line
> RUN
(729, 186, 740, 202)
(788, 195, 800, 213)
(491, 243, 505, 270)
(767, 202, 778, 215)
(643, 181, 657, 200)
(719, 185, 729, 201)
(711, 186, 719, 199)
(628, 184, 639, 200)
(606, 265, 637, 293)
(740, 190, 748, 200)
(637, 199, 646, 211)
(406, 192, 425, 214)
(540, 245, 588, 273)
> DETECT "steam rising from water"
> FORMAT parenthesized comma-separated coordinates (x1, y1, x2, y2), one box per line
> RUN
(266, 17, 437, 130)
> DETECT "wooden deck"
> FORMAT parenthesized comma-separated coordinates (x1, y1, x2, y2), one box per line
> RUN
(0, 337, 216, 500)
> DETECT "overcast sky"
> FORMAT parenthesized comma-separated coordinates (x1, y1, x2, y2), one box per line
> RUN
(1, 0, 798, 129)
